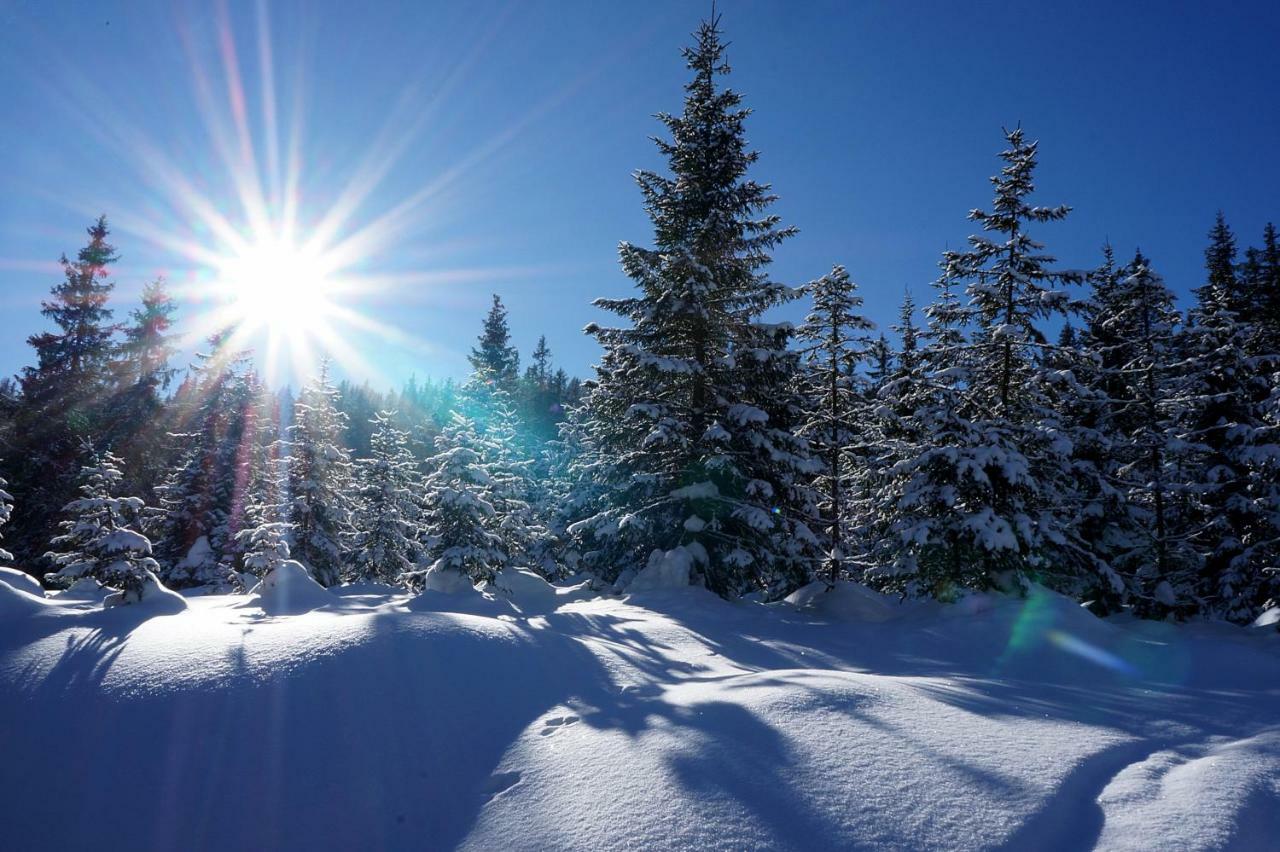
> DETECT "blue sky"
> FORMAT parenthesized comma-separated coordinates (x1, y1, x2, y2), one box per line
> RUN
(1, 0, 1277, 389)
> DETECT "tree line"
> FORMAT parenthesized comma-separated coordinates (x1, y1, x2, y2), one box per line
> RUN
(2, 14, 1277, 625)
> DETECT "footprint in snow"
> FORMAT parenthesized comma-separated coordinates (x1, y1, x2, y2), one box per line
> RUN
(482, 771, 522, 802)
(539, 714, 581, 736)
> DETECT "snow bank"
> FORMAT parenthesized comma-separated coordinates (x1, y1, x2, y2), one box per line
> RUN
(784, 579, 903, 623)
(491, 567, 559, 613)
(244, 561, 334, 615)
(0, 579, 53, 618)
(407, 568, 515, 616)
(2, 580, 1278, 851)
(628, 547, 694, 592)
(54, 577, 110, 602)
(1253, 607, 1280, 629)
(0, 567, 43, 597)
(103, 571, 187, 614)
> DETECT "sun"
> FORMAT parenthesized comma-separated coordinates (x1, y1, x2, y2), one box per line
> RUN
(197, 229, 358, 384)
(216, 235, 336, 333)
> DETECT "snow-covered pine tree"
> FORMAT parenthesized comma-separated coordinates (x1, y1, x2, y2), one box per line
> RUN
(573, 14, 818, 597)
(43, 449, 163, 603)
(865, 276, 1012, 596)
(102, 277, 180, 498)
(284, 362, 355, 586)
(7, 217, 121, 568)
(468, 294, 520, 395)
(930, 126, 1103, 594)
(1179, 219, 1280, 623)
(866, 334, 893, 394)
(152, 337, 264, 587)
(0, 470, 14, 563)
(348, 410, 420, 585)
(484, 386, 544, 571)
(1248, 223, 1280, 356)
(795, 265, 874, 584)
(236, 441, 293, 583)
(893, 292, 921, 387)
(1085, 250, 1195, 614)
(407, 413, 505, 587)
(1037, 250, 1129, 612)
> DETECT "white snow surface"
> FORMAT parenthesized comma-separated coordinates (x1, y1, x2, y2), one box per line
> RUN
(628, 546, 694, 592)
(0, 566, 43, 597)
(1, 581, 1278, 851)
(243, 560, 334, 616)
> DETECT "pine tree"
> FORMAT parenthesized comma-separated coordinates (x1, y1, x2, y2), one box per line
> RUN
(930, 127, 1098, 593)
(348, 411, 420, 585)
(573, 14, 818, 597)
(894, 292, 921, 382)
(409, 413, 504, 586)
(866, 334, 894, 394)
(468, 295, 520, 392)
(526, 336, 552, 388)
(865, 277, 1002, 595)
(796, 265, 873, 583)
(1086, 251, 1194, 613)
(43, 449, 162, 603)
(22, 216, 118, 408)
(235, 444, 293, 582)
(1179, 223, 1280, 622)
(152, 337, 263, 587)
(284, 362, 355, 586)
(1197, 212, 1244, 314)
(102, 277, 180, 497)
(1242, 223, 1280, 357)
(7, 217, 121, 568)
(0, 470, 14, 564)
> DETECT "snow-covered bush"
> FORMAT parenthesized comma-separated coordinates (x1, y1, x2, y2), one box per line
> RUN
(43, 450, 167, 605)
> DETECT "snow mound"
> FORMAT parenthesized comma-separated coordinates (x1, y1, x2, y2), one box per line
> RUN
(1252, 607, 1280, 629)
(491, 568, 558, 613)
(420, 566, 476, 595)
(784, 580, 903, 623)
(408, 569, 514, 616)
(0, 567, 43, 597)
(628, 547, 694, 592)
(245, 561, 334, 616)
(0, 579, 54, 618)
(55, 577, 110, 602)
(103, 571, 187, 614)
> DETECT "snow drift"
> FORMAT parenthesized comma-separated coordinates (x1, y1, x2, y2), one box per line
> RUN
(1, 581, 1277, 851)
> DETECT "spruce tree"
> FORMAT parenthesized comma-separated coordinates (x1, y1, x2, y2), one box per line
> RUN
(866, 334, 893, 394)
(573, 14, 818, 597)
(0, 471, 14, 564)
(468, 295, 520, 392)
(8, 217, 121, 568)
(152, 337, 263, 587)
(1243, 223, 1280, 357)
(348, 411, 420, 585)
(284, 362, 355, 586)
(935, 127, 1098, 592)
(43, 449, 162, 603)
(103, 277, 179, 497)
(1180, 225, 1280, 622)
(1087, 251, 1194, 613)
(795, 265, 873, 584)
(409, 413, 504, 586)
(236, 445, 293, 582)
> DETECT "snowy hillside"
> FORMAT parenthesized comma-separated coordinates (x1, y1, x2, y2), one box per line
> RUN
(2, 573, 1278, 851)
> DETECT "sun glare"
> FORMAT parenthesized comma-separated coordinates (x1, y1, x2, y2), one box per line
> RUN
(217, 236, 335, 332)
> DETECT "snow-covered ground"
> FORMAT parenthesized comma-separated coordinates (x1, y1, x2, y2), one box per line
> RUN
(2, 571, 1278, 851)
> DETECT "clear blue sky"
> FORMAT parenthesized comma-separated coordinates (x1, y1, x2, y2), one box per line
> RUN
(1, 0, 1277, 389)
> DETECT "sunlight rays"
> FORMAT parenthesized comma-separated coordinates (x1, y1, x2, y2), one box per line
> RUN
(5, 0, 655, 389)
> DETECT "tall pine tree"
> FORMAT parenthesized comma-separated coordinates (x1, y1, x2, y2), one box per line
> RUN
(572, 14, 817, 597)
